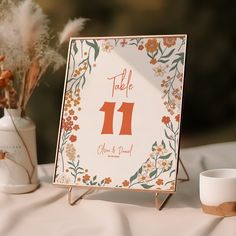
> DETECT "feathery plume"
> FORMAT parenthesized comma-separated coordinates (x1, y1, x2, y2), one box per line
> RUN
(0, 0, 88, 112)
(58, 18, 89, 45)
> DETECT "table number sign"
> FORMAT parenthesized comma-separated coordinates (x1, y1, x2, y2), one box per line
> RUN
(53, 35, 187, 193)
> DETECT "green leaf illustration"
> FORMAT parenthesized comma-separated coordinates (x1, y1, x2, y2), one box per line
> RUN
(152, 141, 157, 151)
(159, 42, 163, 54)
(162, 48, 175, 58)
(138, 166, 143, 174)
(130, 172, 138, 183)
(149, 169, 157, 178)
(158, 59, 169, 63)
(141, 184, 155, 189)
(161, 140, 166, 148)
(73, 42, 78, 55)
(169, 169, 175, 177)
(85, 40, 100, 61)
(159, 153, 172, 159)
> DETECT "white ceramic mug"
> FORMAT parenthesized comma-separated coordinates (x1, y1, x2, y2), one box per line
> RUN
(199, 168, 236, 216)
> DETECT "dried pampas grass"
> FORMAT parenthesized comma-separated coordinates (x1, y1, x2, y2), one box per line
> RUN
(0, 0, 87, 112)
(58, 18, 89, 45)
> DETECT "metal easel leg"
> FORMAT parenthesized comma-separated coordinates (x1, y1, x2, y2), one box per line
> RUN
(68, 187, 94, 205)
(155, 157, 189, 210)
(178, 157, 190, 182)
(155, 192, 173, 210)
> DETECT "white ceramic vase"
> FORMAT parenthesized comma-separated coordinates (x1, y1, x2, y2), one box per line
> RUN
(0, 108, 39, 193)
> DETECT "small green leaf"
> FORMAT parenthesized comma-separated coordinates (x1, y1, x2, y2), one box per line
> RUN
(162, 48, 175, 58)
(161, 140, 166, 148)
(130, 172, 138, 183)
(169, 169, 175, 177)
(73, 42, 78, 55)
(93, 176, 97, 181)
(170, 65, 177, 72)
(152, 141, 157, 151)
(159, 153, 172, 159)
(92, 40, 99, 61)
(138, 166, 143, 174)
(85, 40, 100, 61)
(141, 184, 155, 189)
(159, 42, 163, 54)
(149, 169, 157, 178)
(158, 59, 169, 63)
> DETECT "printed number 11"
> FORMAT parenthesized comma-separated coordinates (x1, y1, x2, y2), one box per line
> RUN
(99, 102, 134, 135)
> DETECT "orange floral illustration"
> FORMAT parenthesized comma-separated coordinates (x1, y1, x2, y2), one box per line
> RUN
(69, 135, 77, 142)
(145, 38, 158, 53)
(150, 58, 157, 65)
(83, 174, 90, 182)
(138, 44, 144, 50)
(104, 177, 112, 184)
(73, 124, 80, 131)
(163, 37, 177, 48)
(122, 180, 129, 187)
(175, 114, 180, 122)
(69, 109, 75, 115)
(156, 179, 164, 185)
(162, 116, 170, 124)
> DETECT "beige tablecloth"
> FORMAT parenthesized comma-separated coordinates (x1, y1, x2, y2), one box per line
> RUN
(1, 142, 236, 236)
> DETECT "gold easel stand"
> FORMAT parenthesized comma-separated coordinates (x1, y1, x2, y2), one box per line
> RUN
(155, 158, 190, 210)
(67, 158, 189, 210)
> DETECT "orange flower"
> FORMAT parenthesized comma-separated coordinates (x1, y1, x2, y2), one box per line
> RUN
(122, 180, 129, 187)
(175, 114, 180, 122)
(150, 58, 157, 65)
(69, 135, 77, 142)
(156, 179, 164, 185)
(138, 45, 144, 50)
(69, 109, 74, 115)
(162, 116, 170, 124)
(104, 177, 112, 184)
(73, 125, 80, 131)
(73, 116, 78, 120)
(83, 174, 90, 182)
(163, 37, 176, 48)
(145, 39, 158, 53)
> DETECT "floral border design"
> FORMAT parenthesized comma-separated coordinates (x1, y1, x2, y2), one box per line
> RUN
(55, 36, 186, 191)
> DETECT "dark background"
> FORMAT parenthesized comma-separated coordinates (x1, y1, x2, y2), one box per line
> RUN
(14, 0, 236, 163)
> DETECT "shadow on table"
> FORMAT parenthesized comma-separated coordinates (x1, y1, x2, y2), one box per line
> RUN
(84, 178, 201, 209)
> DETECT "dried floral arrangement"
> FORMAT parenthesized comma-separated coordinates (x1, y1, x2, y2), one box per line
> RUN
(0, 0, 87, 115)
